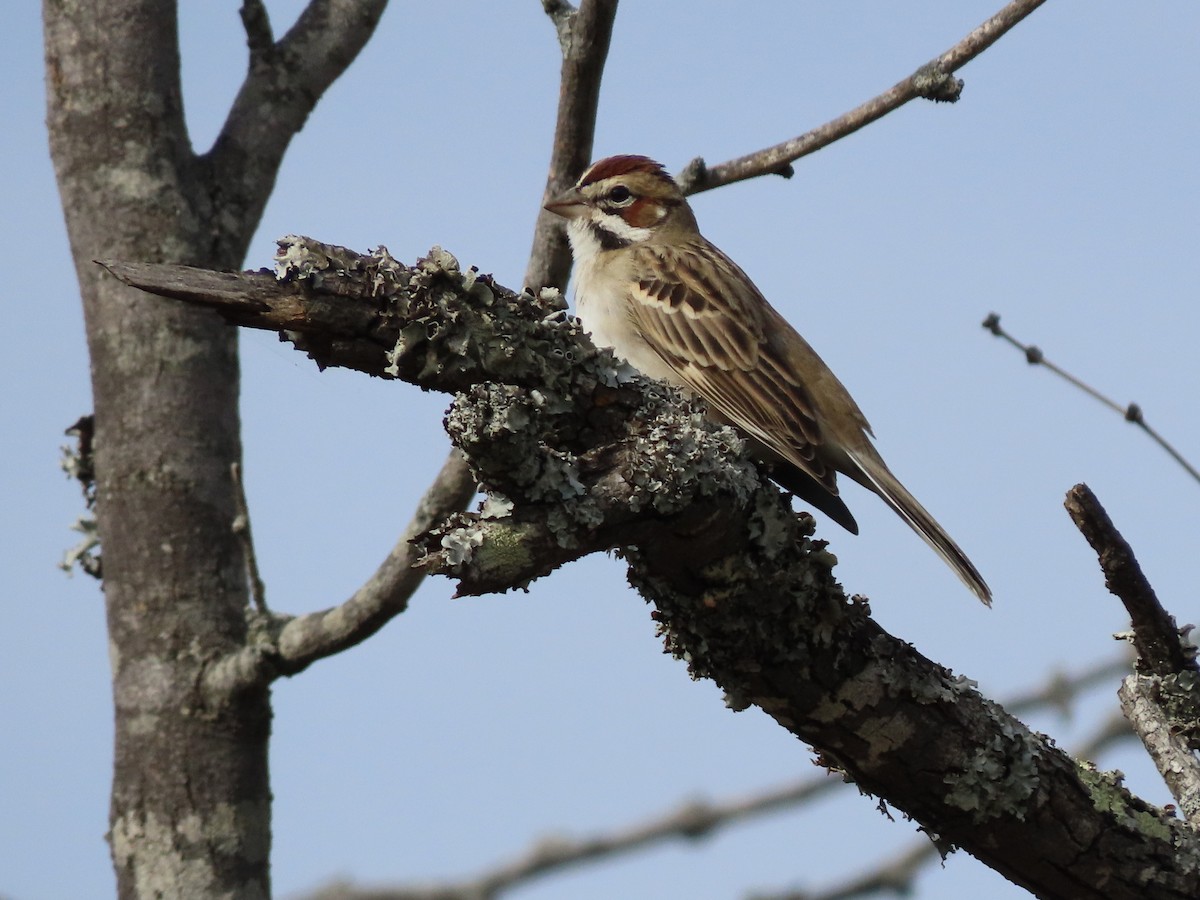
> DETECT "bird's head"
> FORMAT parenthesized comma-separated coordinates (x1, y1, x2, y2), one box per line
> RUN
(545, 155, 698, 250)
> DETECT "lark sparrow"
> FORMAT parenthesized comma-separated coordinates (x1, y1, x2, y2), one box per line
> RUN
(545, 155, 990, 605)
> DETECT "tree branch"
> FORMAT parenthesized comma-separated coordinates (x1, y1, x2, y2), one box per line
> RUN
(104, 241, 1200, 898)
(230, 461, 268, 613)
(195, 448, 475, 691)
(202, 0, 389, 258)
(264, 0, 608, 677)
(239, 0, 274, 59)
(524, 0, 619, 292)
(1065, 483, 1200, 825)
(1064, 484, 1197, 679)
(676, 0, 1047, 195)
(1118, 675, 1200, 824)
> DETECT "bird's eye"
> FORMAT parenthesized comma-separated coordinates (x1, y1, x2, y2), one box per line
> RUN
(607, 185, 633, 205)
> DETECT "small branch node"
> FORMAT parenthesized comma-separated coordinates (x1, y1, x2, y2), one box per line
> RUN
(674, 157, 709, 194)
(912, 63, 965, 103)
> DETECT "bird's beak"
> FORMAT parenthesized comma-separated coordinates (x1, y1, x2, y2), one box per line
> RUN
(544, 188, 587, 220)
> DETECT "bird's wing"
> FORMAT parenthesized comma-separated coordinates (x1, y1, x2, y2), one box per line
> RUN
(625, 239, 839, 497)
(624, 240, 991, 603)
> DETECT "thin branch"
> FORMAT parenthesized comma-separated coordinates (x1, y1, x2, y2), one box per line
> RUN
(198, 450, 475, 694)
(273, 449, 477, 675)
(231, 461, 268, 613)
(1003, 655, 1132, 717)
(388, 776, 842, 900)
(676, 0, 1047, 195)
(984, 313, 1200, 486)
(524, 0, 619, 292)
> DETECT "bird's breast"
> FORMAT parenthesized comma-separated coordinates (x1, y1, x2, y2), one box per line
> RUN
(574, 260, 678, 384)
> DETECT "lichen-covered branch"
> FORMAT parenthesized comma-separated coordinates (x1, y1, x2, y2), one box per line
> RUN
(1119, 675, 1200, 824)
(676, 0, 1047, 195)
(758, 713, 1134, 900)
(107, 239, 1200, 898)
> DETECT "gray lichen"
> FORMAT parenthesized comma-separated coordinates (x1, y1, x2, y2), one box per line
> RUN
(942, 724, 1041, 823)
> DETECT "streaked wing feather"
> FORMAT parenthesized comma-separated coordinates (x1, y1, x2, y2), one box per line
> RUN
(628, 241, 838, 494)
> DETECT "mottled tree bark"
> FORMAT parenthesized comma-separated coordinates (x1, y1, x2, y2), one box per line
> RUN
(44, 1, 383, 895)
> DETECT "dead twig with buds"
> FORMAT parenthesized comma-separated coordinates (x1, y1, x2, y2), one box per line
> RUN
(984, 313, 1200, 486)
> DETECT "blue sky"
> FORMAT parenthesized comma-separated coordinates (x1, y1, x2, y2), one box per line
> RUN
(5, 3, 1199, 898)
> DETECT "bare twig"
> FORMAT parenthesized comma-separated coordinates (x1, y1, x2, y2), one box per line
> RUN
(676, 0, 1047, 195)
(524, 0, 619, 293)
(199, 450, 476, 694)
(364, 776, 847, 900)
(985, 313, 1200, 486)
(1003, 655, 1132, 717)
(230, 461, 268, 613)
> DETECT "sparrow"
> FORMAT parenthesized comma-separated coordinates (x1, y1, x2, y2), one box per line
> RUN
(544, 154, 991, 605)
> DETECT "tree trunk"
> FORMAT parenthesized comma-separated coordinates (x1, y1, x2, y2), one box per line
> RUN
(45, 1, 269, 895)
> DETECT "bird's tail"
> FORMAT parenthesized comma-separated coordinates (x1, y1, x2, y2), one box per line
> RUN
(842, 449, 992, 606)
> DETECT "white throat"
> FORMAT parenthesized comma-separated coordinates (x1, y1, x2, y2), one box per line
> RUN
(566, 217, 676, 383)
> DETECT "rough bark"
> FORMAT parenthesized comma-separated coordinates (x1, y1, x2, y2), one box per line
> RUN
(107, 241, 1200, 899)
(44, 1, 382, 895)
